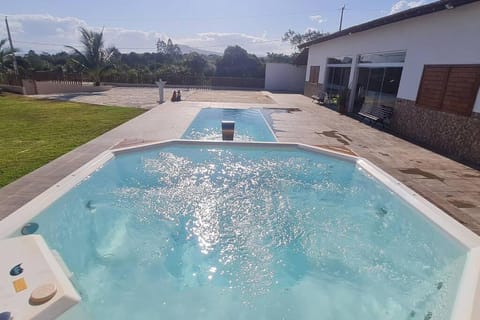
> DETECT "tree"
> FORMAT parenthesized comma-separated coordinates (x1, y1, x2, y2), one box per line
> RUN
(265, 52, 293, 64)
(66, 28, 115, 85)
(215, 45, 264, 78)
(282, 29, 327, 51)
(184, 52, 210, 76)
(156, 38, 182, 60)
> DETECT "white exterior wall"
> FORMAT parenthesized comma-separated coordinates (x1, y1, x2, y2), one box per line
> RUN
(265, 63, 307, 92)
(305, 2, 480, 101)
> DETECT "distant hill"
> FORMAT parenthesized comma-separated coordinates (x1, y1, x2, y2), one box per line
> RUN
(177, 44, 221, 56)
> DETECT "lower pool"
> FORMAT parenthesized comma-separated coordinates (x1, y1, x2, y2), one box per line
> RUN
(11, 142, 470, 320)
(181, 108, 277, 142)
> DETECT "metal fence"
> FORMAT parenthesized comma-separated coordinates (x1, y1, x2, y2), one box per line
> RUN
(101, 74, 265, 89)
(29, 71, 83, 85)
(0, 71, 265, 90)
(0, 73, 23, 86)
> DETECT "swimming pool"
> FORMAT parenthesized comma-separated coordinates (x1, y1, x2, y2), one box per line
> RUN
(1, 141, 479, 320)
(181, 108, 277, 142)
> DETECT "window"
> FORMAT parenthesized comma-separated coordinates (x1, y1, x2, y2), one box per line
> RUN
(355, 67, 403, 112)
(325, 56, 352, 96)
(359, 52, 406, 64)
(327, 56, 353, 64)
(325, 67, 351, 94)
(416, 65, 480, 116)
(309, 66, 320, 83)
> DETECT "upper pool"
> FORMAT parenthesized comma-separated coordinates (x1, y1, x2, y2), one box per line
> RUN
(181, 108, 277, 142)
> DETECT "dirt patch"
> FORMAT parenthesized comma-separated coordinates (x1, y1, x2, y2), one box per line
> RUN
(314, 145, 357, 156)
(448, 199, 477, 209)
(315, 130, 352, 145)
(399, 168, 445, 182)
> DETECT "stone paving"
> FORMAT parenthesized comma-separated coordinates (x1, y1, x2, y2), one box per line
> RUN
(2, 88, 480, 236)
(32, 87, 274, 107)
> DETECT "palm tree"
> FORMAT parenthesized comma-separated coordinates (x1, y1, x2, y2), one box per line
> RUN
(0, 39, 15, 73)
(66, 28, 114, 86)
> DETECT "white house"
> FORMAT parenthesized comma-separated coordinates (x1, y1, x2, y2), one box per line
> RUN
(299, 0, 480, 166)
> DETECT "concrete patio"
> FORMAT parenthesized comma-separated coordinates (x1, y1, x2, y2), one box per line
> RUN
(2, 88, 480, 235)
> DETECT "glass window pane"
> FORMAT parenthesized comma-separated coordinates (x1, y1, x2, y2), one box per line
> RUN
(359, 52, 406, 64)
(327, 56, 353, 64)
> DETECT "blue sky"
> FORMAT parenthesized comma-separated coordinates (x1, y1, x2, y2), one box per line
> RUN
(0, 0, 431, 55)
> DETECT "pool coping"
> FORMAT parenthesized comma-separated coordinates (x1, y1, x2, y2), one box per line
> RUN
(0, 139, 479, 320)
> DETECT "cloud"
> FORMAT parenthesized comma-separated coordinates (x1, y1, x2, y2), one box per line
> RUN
(390, 1, 425, 14)
(0, 13, 291, 55)
(309, 15, 324, 24)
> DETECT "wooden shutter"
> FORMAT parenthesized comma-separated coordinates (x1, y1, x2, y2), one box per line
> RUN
(416, 66, 449, 110)
(309, 66, 320, 84)
(442, 66, 480, 115)
(416, 65, 480, 116)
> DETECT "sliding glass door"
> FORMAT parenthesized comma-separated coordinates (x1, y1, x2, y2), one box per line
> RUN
(354, 67, 403, 113)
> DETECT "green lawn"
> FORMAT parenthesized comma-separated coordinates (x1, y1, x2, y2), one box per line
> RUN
(0, 94, 145, 187)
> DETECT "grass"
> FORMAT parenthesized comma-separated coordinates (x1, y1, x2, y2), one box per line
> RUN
(0, 94, 145, 187)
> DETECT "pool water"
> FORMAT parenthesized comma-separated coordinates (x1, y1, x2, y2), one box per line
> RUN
(181, 108, 277, 142)
(24, 144, 466, 320)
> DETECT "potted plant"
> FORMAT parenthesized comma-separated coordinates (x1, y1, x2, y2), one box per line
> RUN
(337, 88, 350, 114)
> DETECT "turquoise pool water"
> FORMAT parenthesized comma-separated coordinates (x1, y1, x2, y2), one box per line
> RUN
(181, 108, 277, 141)
(20, 144, 466, 320)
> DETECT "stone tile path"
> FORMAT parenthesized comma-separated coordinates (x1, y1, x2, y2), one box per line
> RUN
(2, 88, 480, 236)
(32, 87, 274, 108)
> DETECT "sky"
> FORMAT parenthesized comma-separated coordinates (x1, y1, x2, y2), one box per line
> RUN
(0, 0, 431, 56)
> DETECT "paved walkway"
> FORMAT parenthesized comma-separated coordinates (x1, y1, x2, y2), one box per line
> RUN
(2, 89, 480, 235)
(33, 87, 274, 108)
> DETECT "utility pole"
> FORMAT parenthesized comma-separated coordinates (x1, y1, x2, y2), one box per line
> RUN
(5, 16, 18, 75)
(339, 5, 346, 31)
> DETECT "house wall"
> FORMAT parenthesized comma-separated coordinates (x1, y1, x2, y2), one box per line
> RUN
(305, 2, 480, 102)
(265, 63, 306, 92)
(29, 81, 112, 95)
(305, 2, 480, 166)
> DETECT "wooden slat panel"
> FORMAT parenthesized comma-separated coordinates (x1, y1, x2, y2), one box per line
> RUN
(309, 66, 320, 84)
(417, 65, 480, 116)
(416, 66, 449, 108)
(441, 66, 480, 116)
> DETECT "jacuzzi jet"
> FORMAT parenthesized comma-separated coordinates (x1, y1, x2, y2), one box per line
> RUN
(221, 121, 235, 141)
(437, 282, 443, 290)
(21, 222, 39, 235)
(376, 207, 388, 217)
(86, 200, 96, 212)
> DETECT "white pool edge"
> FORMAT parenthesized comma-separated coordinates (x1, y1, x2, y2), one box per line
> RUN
(356, 158, 480, 320)
(0, 140, 478, 320)
(0, 151, 114, 239)
(255, 108, 279, 142)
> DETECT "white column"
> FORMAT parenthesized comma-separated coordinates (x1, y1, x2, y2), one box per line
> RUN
(347, 55, 359, 113)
